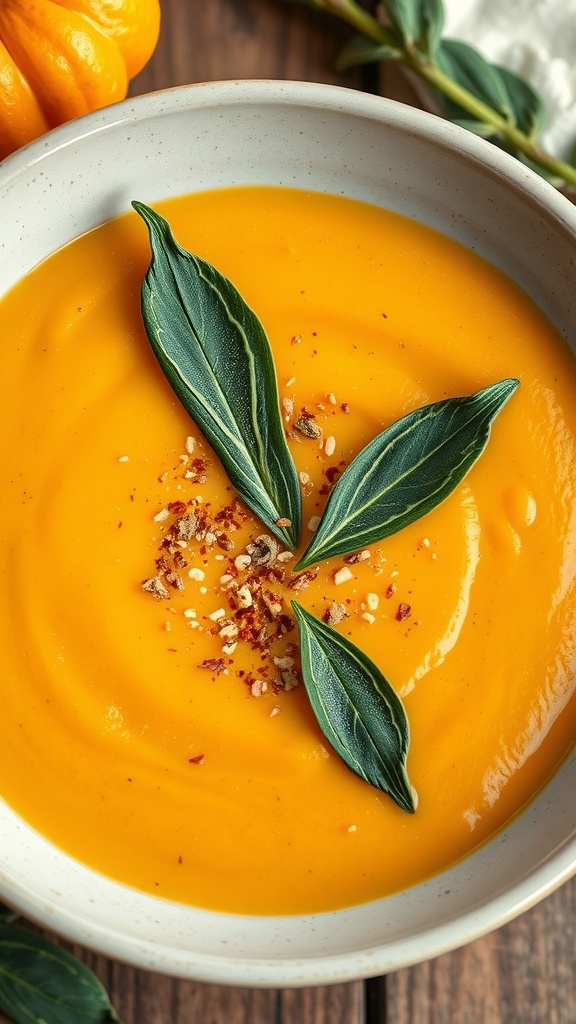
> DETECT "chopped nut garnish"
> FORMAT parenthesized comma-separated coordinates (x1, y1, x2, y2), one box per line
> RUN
(323, 600, 348, 625)
(185, 435, 196, 454)
(294, 415, 322, 439)
(280, 668, 299, 691)
(273, 655, 295, 670)
(276, 551, 294, 563)
(307, 515, 321, 532)
(219, 622, 239, 639)
(299, 471, 310, 485)
(366, 592, 379, 611)
(270, 705, 281, 717)
(396, 602, 412, 621)
(333, 566, 354, 585)
(282, 397, 294, 419)
(235, 584, 253, 608)
(261, 591, 283, 617)
(188, 567, 205, 582)
(141, 576, 170, 599)
(288, 570, 318, 592)
(153, 507, 170, 523)
(188, 754, 205, 764)
(208, 608, 226, 620)
(385, 583, 397, 599)
(362, 612, 376, 624)
(246, 534, 279, 567)
(275, 517, 292, 528)
(173, 511, 198, 541)
(324, 435, 336, 457)
(250, 679, 268, 697)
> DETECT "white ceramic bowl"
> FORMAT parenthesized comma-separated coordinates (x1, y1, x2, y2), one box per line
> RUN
(1, 80, 575, 987)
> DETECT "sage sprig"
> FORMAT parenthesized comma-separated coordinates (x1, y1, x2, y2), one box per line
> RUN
(135, 207, 519, 814)
(294, 378, 519, 571)
(292, 602, 415, 813)
(0, 918, 121, 1024)
(133, 202, 302, 548)
(280, 0, 576, 190)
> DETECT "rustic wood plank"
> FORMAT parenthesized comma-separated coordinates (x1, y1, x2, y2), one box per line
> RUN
(130, 0, 365, 97)
(381, 876, 576, 1024)
(280, 982, 365, 1023)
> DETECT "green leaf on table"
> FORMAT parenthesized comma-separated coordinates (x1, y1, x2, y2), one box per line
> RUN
(0, 924, 121, 1024)
(132, 201, 302, 549)
(385, 0, 445, 56)
(336, 34, 401, 72)
(294, 378, 518, 571)
(292, 602, 415, 812)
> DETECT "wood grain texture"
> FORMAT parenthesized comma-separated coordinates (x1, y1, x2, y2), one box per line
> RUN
(1, 2, 575, 1023)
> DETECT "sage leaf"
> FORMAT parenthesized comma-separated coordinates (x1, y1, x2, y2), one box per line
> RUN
(295, 378, 518, 571)
(494, 64, 545, 140)
(336, 35, 401, 72)
(133, 202, 301, 549)
(0, 923, 121, 1024)
(437, 40, 544, 140)
(292, 602, 415, 812)
(386, 0, 444, 56)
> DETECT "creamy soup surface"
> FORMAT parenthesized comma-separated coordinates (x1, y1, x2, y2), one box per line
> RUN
(0, 186, 575, 914)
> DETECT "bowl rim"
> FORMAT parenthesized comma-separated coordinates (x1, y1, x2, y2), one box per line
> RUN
(0, 78, 575, 987)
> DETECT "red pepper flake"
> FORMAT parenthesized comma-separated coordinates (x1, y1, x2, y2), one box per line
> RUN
(395, 602, 411, 621)
(325, 466, 340, 484)
(167, 500, 188, 515)
(196, 658, 226, 673)
(188, 754, 205, 765)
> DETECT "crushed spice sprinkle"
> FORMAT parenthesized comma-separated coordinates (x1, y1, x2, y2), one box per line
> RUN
(139, 410, 420, 709)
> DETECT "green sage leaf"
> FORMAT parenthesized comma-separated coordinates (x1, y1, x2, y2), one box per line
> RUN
(437, 39, 511, 121)
(292, 602, 415, 812)
(494, 63, 545, 140)
(437, 40, 545, 140)
(133, 201, 302, 549)
(295, 378, 518, 571)
(336, 34, 401, 72)
(386, 0, 444, 56)
(0, 924, 121, 1024)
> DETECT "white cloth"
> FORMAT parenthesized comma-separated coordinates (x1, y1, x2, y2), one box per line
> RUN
(443, 0, 576, 160)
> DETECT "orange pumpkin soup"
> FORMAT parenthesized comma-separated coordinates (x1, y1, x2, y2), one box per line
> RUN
(0, 186, 574, 914)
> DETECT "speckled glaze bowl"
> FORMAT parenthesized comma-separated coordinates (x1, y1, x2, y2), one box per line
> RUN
(0, 80, 575, 987)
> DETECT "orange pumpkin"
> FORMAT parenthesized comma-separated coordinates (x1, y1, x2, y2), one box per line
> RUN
(0, 0, 160, 160)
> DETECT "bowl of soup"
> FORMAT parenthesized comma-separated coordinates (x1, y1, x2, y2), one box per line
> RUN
(0, 79, 574, 986)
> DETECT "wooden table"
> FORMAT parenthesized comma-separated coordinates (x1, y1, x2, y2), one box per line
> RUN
(4, 2, 575, 1022)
